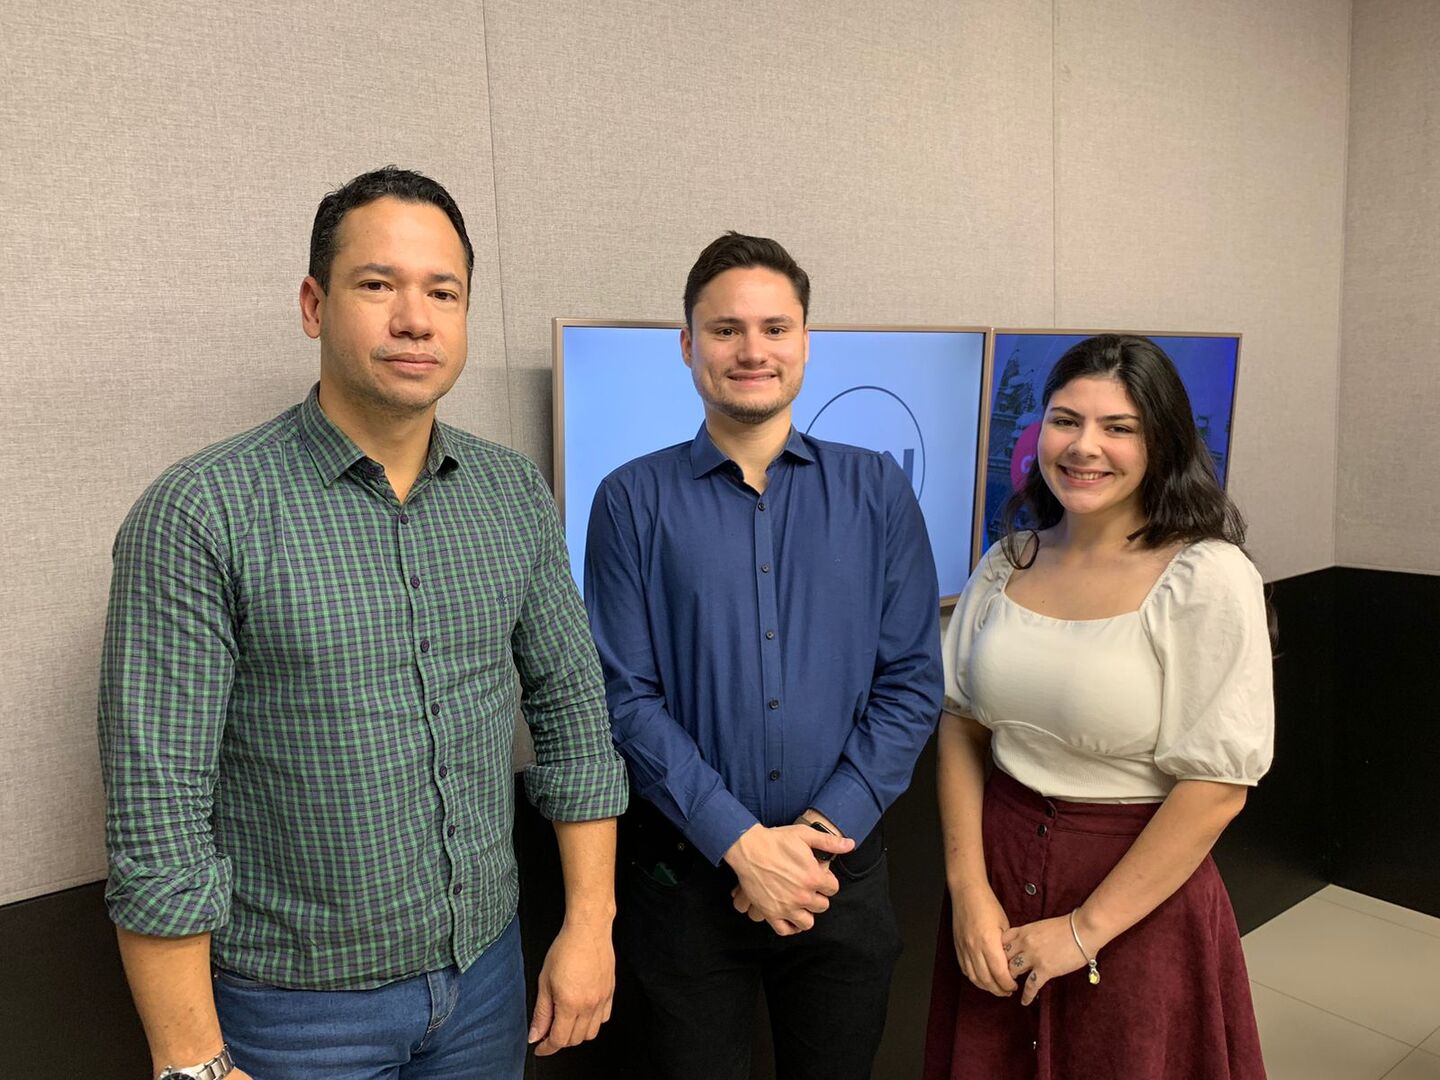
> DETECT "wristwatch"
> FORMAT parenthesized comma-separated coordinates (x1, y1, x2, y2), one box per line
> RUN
(157, 1044, 235, 1079)
(802, 817, 838, 863)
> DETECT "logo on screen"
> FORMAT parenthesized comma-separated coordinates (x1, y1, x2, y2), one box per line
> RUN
(1010, 421, 1041, 489)
(804, 386, 926, 498)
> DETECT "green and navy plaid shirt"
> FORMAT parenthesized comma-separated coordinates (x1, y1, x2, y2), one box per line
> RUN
(98, 387, 627, 989)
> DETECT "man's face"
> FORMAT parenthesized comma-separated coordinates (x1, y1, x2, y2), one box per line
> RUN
(681, 266, 808, 425)
(301, 197, 469, 420)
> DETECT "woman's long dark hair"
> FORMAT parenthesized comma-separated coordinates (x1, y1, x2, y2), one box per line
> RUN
(999, 334, 1248, 570)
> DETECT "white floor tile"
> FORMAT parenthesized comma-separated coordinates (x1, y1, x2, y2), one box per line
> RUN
(1382, 1049, 1440, 1080)
(1250, 983, 1410, 1080)
(1243, 895, 1440, 1045)
(1420, 1026, 1440, 1056)
(1319, 887, 1440, 941)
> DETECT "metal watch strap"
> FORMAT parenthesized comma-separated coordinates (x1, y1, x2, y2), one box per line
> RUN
(159, 1044, 234, 1080)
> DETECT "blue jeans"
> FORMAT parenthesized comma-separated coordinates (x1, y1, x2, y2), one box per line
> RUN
(212, 917, 526, 1080)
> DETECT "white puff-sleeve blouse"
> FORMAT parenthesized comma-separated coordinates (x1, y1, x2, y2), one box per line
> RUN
(941, 539, 1274, 802)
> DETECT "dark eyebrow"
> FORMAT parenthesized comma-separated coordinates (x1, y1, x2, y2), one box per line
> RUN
(1047, 405, 1141, 422)
(705, 314, 798, 327)
(347, 264, 464, 291)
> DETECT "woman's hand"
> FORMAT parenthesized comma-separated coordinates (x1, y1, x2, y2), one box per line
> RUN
(950, 883, 1018, 997)
(1001, 915, 1090, 1005)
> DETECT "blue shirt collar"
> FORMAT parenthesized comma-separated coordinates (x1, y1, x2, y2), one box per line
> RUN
(688, 422, 817, 479)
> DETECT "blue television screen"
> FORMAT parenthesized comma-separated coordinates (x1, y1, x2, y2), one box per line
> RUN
(978, 331, 1241, 557)
(555, 322, 989, 601)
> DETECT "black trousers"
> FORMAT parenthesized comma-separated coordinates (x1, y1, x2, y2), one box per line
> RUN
(612, 809, 903, 1080)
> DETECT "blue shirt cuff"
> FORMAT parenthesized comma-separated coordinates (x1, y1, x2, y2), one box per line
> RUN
(686, 789, 761, 866)
(811, 770, 882, 848)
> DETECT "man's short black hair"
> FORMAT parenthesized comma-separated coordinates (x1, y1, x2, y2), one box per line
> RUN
(683, 232, 811, 327)
(309, 166, 474, 291)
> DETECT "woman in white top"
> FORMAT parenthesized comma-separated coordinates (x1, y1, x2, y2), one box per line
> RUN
(923, 335, 1272, 1080)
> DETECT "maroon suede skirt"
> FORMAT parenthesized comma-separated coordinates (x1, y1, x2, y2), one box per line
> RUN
(923, 769, 1266, 1080)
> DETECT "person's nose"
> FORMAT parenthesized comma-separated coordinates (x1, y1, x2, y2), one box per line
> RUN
(736, 328, 768, 364)
(390, 287, 433, 340)
(1069, 421, 1102, 459)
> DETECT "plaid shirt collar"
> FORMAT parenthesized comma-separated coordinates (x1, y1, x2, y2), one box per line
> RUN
(298, 384, 460, 486)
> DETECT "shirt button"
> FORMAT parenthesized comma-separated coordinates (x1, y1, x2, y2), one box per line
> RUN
(1045, 805, 1056, 818)
(438, 765, 449, 778)
(409, 574, 421, 588)
(757, 501, 766, 511)
(1024, 882, 1037, 896)
(765, 630, 776, 640)
(447, 824, 456, 838)
(452, 884, 462, 896)
(431, 703, 441, 715)
(400, 513, 410, 524)
(769, 770, 781, 781)
(760, 564, 770, 573)
(768, 699, 779, 710)
(421, 639, 431, 653)
(1037, 824, 1048, 837)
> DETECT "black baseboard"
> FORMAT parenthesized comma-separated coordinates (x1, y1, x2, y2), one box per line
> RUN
(1214, 566, 1338, 932)
(0, 880, 149, 1072)
(4, 565, 1434, 1075)
(1329, 568, 1440, 917)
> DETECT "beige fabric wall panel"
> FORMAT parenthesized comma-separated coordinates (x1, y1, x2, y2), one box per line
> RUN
(0, 2, 507, 904)
(482, 0, 1057, 474)
(1053, 0, 1352, 582)
(1338, 0, 1440, 574)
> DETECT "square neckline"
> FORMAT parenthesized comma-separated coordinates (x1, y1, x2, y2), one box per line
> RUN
(997, 541, 1195, 625)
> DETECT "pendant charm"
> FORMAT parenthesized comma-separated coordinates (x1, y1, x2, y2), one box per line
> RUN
(1087, 963, 1101, 986)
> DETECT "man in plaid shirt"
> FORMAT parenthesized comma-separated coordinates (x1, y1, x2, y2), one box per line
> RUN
(99, 167, 627, 1080)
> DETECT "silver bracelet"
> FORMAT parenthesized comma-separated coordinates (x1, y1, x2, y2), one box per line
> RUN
(1069, 910, 1100, 986)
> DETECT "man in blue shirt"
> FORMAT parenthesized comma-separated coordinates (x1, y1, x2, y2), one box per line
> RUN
(584, 232, 944, 1080)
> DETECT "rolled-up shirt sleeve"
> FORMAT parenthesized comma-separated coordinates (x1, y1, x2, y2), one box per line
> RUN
(512, 462, 630, 822)
(98, 465, 236, 938)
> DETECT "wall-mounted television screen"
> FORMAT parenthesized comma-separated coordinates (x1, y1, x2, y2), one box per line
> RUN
(555, 321, 990, 602)
(975, 330, 1242, 560)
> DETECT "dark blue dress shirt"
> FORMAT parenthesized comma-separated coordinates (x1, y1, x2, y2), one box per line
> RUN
(584, 424, 943, 865)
